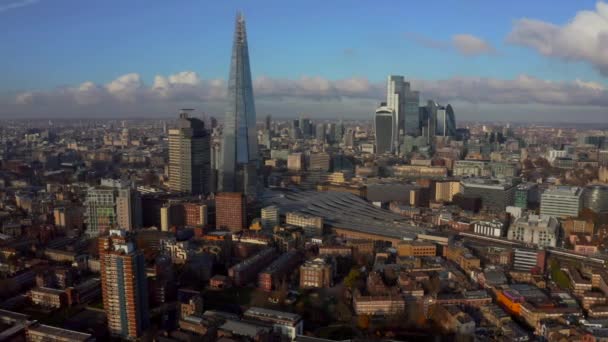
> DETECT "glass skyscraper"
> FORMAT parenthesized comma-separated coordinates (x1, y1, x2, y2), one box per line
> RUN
(219, 13, 258, 196)
(374, 104, 394, 154)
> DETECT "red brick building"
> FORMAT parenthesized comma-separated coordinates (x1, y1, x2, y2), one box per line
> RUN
(215, 192, 246, 232)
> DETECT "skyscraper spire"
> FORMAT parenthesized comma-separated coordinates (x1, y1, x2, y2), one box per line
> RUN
(219, 12, 258, 196)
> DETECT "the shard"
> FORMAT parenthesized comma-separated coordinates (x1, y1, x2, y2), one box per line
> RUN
(219, 13, 258, 196)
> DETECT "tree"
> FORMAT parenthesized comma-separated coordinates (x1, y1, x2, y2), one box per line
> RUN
(344, 269, 361, 289)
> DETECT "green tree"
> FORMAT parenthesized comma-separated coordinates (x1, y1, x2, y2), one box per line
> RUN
(344, 269, 361, 289)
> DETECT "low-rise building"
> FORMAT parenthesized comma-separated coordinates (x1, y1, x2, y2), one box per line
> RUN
(473, 219, 505, 237)
(508, 215, 559, 247)
(352, 290, 405, 316)
(397, 240, 436, 257)
(243, 307, 303, 341)
(299, 258, 333, 288)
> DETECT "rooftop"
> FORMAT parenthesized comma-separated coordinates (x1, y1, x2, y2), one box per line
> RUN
(262, 189, 424, 240)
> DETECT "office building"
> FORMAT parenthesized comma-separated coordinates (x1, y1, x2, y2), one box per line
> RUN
(219, 13, 258, 196)
(287, 153, 304, 171)
(374, 104, 394, 154)
(435, 180, 462, 202)
(116, 188, 142, 231)
(461, 178, 517, 212)
(215, 192, 246, 232)
(583, 184, 608, 214)
(309, 152, 331, 171)
(300, 258, 333, 288)
(285, 211, 323, 237)
(474, 220, 505, 238)
(168, 111, 211, 195)
(397, 240, 437, 257)
(421, 100, 438, 144)
(261, 205, 280, 230)
(540, 186, 583, 218)
(454, 160, 492, 177)
(85, 187, 117, 238)
(512, 248, 546, 273)
(435, 104, 456, 137)
(599, 150, 608, 166)
(299, 117, 312, 137)
(386, 75, 420, 140)
(99, 230, 149, 339)
(508, 215, 559, 247)
(514, 183, 539, 209)
(315, 123, 326, 142)
(53, 205, 84, 231)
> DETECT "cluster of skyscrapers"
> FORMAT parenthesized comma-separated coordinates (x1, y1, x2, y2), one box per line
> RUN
(375, 75, 456, 155)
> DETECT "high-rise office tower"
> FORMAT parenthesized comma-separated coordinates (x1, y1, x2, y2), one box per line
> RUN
(169, 111, 211, 195)
(100, 230, 149, 339)
(335, 120, 345, 144)
(445, 104, 456, 137)
(436, 104, 457, 137)
(265, 115, 272, 132)
(290, 119, 301, 139)
(116, 188, 142, 231)
(386, 75, 420, 141)
(423, 100, 438, 144)
(374, 103, 394, 154)
(436, 106, 447, 137)
(299, 117, 312, 137)
(315, 123, 326, 142)
(219, 13, 258, 197)
(344, 128, 355, 148)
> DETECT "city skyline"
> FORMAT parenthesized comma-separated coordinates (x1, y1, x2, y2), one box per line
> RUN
(0, 1, 607, 122)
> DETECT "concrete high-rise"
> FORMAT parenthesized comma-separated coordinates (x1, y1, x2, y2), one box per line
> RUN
(116, 188, 142, 231)
(168, 111, 211, 195)
(99, 230, 149, 339)
(219, 13, 258, 196)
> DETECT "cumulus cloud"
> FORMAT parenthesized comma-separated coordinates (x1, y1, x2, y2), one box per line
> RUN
(508, 2, 608, 75)
(452, 34, 496, 56)
(414, 75, 607, 106)
(10, 71, 608, 112)
(406, 32, 496, 56)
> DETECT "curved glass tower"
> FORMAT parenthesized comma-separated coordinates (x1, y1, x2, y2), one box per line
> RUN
(219, 13, 258, 196)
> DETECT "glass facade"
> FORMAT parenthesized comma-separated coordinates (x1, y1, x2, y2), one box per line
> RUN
(219, 13, 258, 196)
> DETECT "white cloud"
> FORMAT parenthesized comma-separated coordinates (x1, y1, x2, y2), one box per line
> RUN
(452, 34, 496, 56)
(508, 2, 608, 75)
(105, 73, 143, 102)
(0, 0, 39, 14)
(6, 71, 608, 122)
(406, 32, 496, 56)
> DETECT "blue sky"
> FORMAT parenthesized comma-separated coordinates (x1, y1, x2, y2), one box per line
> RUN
(1, 0, 607, 122)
